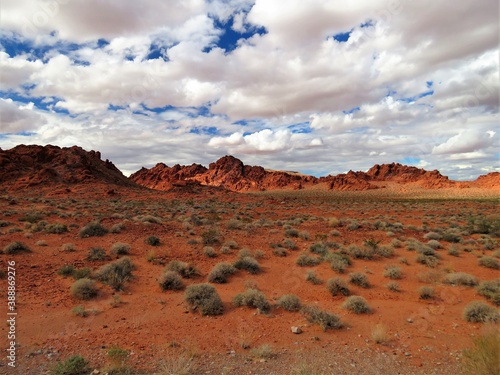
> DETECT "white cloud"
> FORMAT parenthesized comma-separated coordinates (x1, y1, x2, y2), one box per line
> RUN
(0, 0, 498, 180)
(432, 129, 496, 155)
(0, 98, 46, 132)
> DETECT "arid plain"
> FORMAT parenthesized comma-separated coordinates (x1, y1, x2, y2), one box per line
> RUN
(0, 145, 498, 375)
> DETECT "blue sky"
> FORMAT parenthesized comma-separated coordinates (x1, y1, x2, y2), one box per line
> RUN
(0, 0, 498, 179)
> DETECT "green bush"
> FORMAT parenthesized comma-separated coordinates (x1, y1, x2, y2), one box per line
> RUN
(45, 223, 68, 234)
(416, 245, 438, 256)
(296, 253, 321, 267)
(95, 257, 134, 291)
(50, 355, 90, 375)
(159, 271, 184, 291)
(326, 277, 350, 296)
(423, 232, 441, 240)
(276, 294, 301, 312)
(3, 241, 31, 254)
(349, 272, 370, 288)
(203, 246, 217, 258)
(72, 305, 88, 317)
(443, 272, 478, 287)
(328, 253, 351, 274)
(448, 245, 461, 257)
(70, 278, 98, 300)
(418, 286, 435, 300)
(273, 248, 288, 257)
(78, 222, 107, 238)
(110, 242, 131, 257)
(305, 270, 323, 285)
(61, 243, 76, 252)
(376, 245, 395, 258)
(442, 230, 462, 243)
(201, 229, 219, 244)
(386, 281, 401, 292)
(208, 262, 236, 284)
(86, 247, 109, 261)
(184, 283, 223, 316)
(309, 242, 328, 256)
(145, 235, 160, 246)
(233, 256, 261, 274)
(301, 305, 343, 331)
(383, 266, 403, 280)
(72, 267, 91, 280)
(285, 228, 299, 238)
(416, 254, 439, 268)
(165, 260, 199, 278)
(342, 296, 372, 314)
(478, 256, 499, 270)
(283, 238, 298, 250)
(426, 240, 442, 250)
(468, 215, 500, 236)
(346, 244, 374, 260)
(476, 279, 500, 306)
(233, 288, 271, 313)
(463, 301, 500, 323)
(224, 240, 239, 249)
(110, 222, 125, 234)
(58, 265, 75, 277)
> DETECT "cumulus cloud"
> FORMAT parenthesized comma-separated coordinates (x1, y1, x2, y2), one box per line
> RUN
(209, 129, 292, 153)
(0, 98, 46, 133)
(0, 0, 498, 180)
(433, 129, 496, 155)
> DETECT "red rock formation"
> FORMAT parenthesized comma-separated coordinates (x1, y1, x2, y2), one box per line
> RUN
(0, 144, 134, 190)
(321, 171, 378, 191)
(473, 172, 500, 189)
(129, 162, 207, 190)
(366, 163, 454, 188)
(130, 158, 466, 192)
(130, 155, 318, 192)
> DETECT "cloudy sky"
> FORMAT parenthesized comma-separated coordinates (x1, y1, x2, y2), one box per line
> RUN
(0, 0, 498, 179)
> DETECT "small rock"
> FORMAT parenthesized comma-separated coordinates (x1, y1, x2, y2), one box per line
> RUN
(91, 370, 100, 375)
(291, 326, 302, 334)
(405, 352, 411, 356)
(407, 318, 413, 323)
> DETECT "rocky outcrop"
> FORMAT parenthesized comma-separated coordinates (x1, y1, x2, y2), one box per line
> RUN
(129, 162, 207, 190)
(131, 155, 317, 192)
(366, 163, 455, 188)
(321, 171, 378, 191)
(473, 172, 500, 189)
(0, 144, 135, 189)
(130, 158, 473, 192)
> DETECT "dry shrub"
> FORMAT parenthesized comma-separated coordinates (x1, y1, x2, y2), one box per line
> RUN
(462, 329, 500, 375)
(372, 324, 390, 344)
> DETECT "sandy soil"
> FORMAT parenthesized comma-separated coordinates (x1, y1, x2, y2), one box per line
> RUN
(0, 185, 498, 374)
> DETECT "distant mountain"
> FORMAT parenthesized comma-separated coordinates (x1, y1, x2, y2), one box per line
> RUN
(365, 163, 455, 188)
(130, 155, 316, 191)
(130, 155, 475, 192)
(0, 144, 135, 190)
(1, 145, 497, 193)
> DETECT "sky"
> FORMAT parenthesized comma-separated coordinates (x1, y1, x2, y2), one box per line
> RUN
(0, 0, 498, 180)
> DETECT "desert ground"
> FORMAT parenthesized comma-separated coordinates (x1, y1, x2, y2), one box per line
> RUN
(0, 181, 498, 375)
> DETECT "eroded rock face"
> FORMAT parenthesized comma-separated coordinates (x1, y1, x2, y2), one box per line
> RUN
(131, 157, 491, 193)
(131, 155, 319, 192)
(0, 144, 134, 189)
(366, 163, 455, 188)
(473, 172, 500, 189)
(320, 171, 377, 191)
(129, 162, 207, 190)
